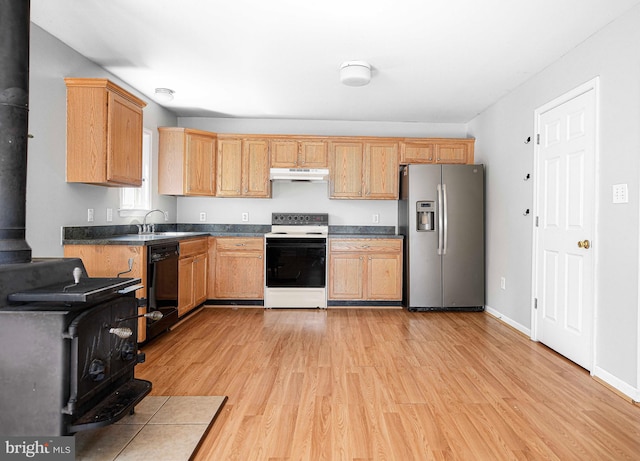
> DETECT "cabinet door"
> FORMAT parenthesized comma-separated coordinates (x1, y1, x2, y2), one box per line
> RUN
(216, 138, 243, 196)
(192, 254, 208, 305)
(215, 251, 264, 298)
(436, 143, 468, 164)
(106, 91, 143, 185)
(243, 139, 270, 197)
(186, 133, 215, 195)
(178, 256, 194, 316)
(364, 141, 398, 199)
(270, 140, 298, 167)
(401, 141, 435, 164)
(328, 253, 364, 299)
(330, 141, 364, 198)
(367, 253, 402, 300)
(300, 140, 328, 167)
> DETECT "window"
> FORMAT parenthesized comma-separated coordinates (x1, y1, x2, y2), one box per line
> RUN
(119, 128, 152, 216)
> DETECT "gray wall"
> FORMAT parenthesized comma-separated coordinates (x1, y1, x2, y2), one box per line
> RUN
(27, 24, 178, 257)
(468, 5, 640, 396)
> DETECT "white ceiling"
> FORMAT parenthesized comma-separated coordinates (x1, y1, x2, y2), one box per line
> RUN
(32, 0, 640, 123)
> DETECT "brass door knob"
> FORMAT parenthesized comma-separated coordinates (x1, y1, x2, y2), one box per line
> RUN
(577, 239, 591, 249)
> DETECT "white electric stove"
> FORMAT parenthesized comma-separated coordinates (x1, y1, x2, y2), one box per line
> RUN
(264, 213, 328, 308)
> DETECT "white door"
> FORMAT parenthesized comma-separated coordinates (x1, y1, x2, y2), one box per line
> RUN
(533, 80, 597, 370)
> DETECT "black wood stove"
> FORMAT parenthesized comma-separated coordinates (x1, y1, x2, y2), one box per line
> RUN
(0, 258, 152, 436)
(0, 1, 151, 437)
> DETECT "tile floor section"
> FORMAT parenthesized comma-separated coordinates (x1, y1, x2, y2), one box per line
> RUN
(75, 396, 227, 461)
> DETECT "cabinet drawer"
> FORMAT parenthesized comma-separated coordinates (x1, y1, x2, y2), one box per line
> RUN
(180, 238, 208, 258)
(215, 237, 263, 251)
(329, 238, 402, 253)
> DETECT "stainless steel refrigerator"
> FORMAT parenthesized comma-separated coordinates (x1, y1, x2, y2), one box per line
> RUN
(398, 164, 484, 311)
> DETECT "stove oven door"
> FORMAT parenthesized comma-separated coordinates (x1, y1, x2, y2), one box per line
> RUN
(265, 237, 326, 288)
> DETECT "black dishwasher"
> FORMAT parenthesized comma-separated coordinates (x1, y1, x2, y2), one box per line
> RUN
(146, 242, 179, 342)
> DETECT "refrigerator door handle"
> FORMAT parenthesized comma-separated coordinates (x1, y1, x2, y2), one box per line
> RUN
(437, 184, 444, 255)
(442, 183, 448, 255)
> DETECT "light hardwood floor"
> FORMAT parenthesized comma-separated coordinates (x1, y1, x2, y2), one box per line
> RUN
(136, 307, 640, 460)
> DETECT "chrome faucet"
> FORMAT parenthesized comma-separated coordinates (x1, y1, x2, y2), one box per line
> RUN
(139, 209, 165, 234)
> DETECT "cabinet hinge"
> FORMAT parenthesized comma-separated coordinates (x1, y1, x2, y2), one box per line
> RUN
(535, 216, 539, 227)
(534, 298, 538, 309)
(536, 133, 540, 145)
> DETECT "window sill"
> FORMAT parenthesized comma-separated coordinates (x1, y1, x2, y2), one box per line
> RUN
(118, 209, 151, 218)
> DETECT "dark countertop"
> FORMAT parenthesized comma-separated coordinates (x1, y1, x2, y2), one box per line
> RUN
(62, 224, 402, 245)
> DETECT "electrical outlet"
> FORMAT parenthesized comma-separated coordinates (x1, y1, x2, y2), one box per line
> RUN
(241, 212, 249, 222)
(199, 212, 207, 222)
(500, 277, 506, 290)
(372, 213, 379, 223)
(87, 208, 94, 222)
(106, 208, 113, 222)
(163, 211, 169, 221)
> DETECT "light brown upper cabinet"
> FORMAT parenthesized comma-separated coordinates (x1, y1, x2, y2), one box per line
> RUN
(400, 138, 474, 164)
(65, 78, 146, 186)
(329, 139, 398, 200)
(270, 138, 328, 168)
(216, 136, 271, 198)
(158, 127, 216, 196)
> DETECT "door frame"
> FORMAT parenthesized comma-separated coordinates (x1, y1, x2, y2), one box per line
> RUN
(530, 77, 600, 372)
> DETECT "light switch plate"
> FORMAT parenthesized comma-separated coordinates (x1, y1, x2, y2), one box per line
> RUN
(613, 183, 628, 203)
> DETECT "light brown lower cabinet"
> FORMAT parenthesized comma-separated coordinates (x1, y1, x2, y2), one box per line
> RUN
(328, 238, 403, 301)
(208, 236, 264, 299)
(178, 238, 208, 316)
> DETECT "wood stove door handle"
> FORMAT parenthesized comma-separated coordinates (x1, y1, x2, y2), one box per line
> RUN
(118, 284, 144, 294)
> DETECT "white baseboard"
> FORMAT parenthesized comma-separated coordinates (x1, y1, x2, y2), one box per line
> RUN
(484, 304, 531, 336)
(593, 366, 640, 402)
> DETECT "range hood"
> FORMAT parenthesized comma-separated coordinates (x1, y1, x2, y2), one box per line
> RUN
(269, 168, 329, 182)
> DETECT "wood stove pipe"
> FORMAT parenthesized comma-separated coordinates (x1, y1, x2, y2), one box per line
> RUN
(0, 0, 32, 264)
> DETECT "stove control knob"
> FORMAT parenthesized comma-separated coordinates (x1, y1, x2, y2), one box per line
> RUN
(88, 359, 105, 382)
(120, 341, 136, 361)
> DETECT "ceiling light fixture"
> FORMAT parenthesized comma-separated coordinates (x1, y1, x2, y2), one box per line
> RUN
(154, 87, 174, 102)
(340, 61, 371, 87)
